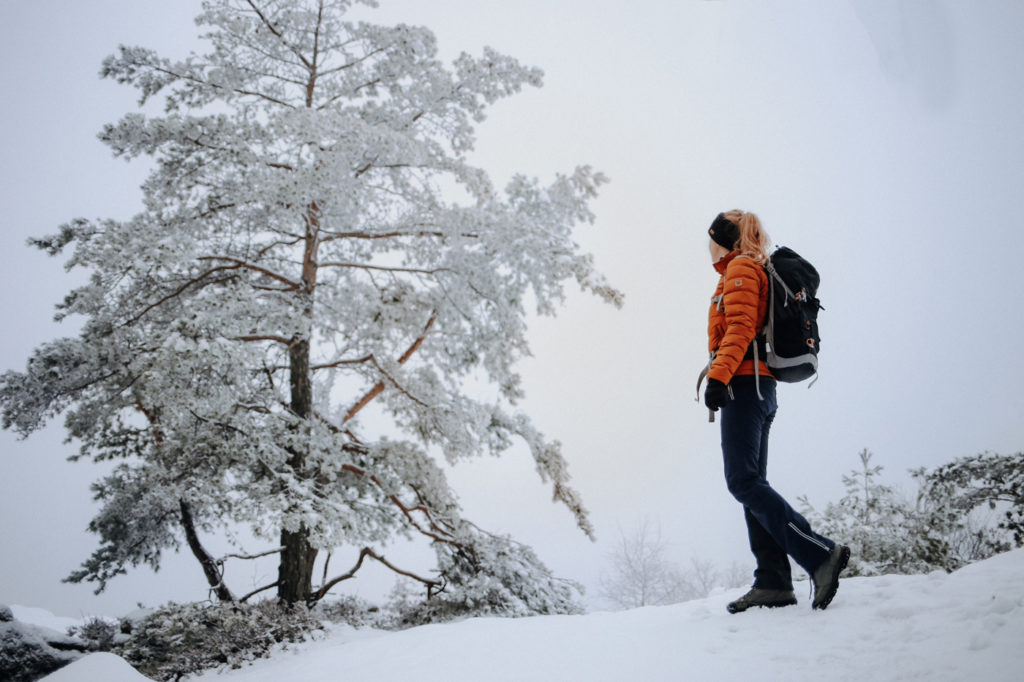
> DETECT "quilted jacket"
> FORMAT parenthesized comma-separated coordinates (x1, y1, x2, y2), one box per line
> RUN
(707, 251, 774, 384)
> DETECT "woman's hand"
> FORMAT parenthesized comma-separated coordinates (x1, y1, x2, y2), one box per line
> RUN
(704, 378, 730, 411)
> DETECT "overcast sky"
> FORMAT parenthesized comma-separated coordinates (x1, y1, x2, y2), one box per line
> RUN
(2, 0, 1023, 617)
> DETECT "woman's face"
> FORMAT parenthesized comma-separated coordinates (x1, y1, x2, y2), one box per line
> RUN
(709, 238, 730, 263)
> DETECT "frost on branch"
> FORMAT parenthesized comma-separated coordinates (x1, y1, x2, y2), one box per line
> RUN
(395, 522, 584, 627)
(1, 0, 620, 610)
(65, 464, 183, 594)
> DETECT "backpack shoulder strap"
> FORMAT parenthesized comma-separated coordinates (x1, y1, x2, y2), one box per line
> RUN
(765, 258, 795, 300)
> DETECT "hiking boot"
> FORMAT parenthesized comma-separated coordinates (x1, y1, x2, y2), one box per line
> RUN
(811, 544, 851, 610)
(726, 588, 797, 614)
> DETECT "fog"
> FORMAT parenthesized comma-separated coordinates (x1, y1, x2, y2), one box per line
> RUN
(2, 0, 1022, 617)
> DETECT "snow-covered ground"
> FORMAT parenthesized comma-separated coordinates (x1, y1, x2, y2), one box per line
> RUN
(35, 548, 1024, 681)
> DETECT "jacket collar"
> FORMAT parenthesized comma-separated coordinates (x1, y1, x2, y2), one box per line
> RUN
(713, 250, 740, 275)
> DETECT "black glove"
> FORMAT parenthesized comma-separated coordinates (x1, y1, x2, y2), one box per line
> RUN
(704, 378, 730, 411)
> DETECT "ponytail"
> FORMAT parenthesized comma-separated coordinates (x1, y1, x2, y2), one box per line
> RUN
(722, 210, 771, 265)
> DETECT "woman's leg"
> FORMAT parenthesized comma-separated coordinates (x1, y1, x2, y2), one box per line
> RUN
(743, 404, 793, 589)
(721, 380, 833, 576)
(745, 507, 793, 589)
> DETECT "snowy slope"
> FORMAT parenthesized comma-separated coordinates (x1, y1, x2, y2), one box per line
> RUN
(43, 549, 1024, 682)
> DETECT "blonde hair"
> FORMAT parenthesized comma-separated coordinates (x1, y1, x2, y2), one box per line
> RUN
(722, 210, 771, 264)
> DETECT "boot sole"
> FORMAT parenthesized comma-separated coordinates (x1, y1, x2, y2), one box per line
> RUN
(727, 598, 798, 614)
(812, 545, 851, 610)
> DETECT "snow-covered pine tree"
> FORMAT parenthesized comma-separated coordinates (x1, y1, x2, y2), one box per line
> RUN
(0, 0, 621, 609)
(800, 449, 959, 575)
(917, 451, 1024, 550)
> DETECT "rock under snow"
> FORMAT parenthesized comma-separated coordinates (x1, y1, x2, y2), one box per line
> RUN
(0, 604, 84, 682)
(40, 652, 152, 682)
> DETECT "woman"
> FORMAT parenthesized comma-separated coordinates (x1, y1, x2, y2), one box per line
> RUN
(703, 210, 849, 613)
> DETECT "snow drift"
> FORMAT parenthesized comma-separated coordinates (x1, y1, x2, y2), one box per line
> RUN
(37, 548, 1024, 682)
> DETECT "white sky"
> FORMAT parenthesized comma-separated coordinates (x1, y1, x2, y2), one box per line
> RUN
(2, 0, 1023, 617)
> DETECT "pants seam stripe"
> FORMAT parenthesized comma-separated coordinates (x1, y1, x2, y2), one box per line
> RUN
(787, 521, 829, 553)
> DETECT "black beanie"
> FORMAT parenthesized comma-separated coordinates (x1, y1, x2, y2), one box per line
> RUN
(708, 213, 739, 250)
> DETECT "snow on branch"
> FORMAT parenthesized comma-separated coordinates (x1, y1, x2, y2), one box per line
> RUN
(196, 256, 301, 290)
(342, 313, 437, 422)
(312, 547, 441, 603)
(9, 0, 615, 609)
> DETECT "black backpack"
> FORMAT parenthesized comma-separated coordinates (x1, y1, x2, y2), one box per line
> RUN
(760, 247, 822, 383)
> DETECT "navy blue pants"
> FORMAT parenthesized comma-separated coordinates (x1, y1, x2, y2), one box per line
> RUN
(720, 377, 834, 589)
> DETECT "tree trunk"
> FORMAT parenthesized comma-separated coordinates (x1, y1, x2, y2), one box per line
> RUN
(180, 499, 235, 602)
(278, 202, 321, 605)
(277, 335, 320, 604)
(278, 524, 318, 604)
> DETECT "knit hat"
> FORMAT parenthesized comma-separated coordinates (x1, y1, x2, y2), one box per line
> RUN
(708, 213, 739, 250)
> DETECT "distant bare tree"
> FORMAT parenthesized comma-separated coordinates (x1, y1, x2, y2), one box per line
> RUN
(681, 556, 719, 599)
(598, 519, 749, 609)
(723, 560, 753, 590)
(599, 519, 693, 609)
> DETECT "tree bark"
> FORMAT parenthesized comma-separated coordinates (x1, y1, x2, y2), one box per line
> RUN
(179, 499, 235, 602)
(278, 200, 321, 605)
(278, 523, 317, 604)
(277, 336, 320, 605)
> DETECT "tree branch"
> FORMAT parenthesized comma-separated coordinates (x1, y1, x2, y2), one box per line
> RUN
(219, 547, 285, 562)
(316, 46, 388, 79)
(255, 235, 304, 260)
(179, 499, 235, 602)
(144, 61, 296, 109)
(320, 230, 450, 241)
(310, 547, 441, 603)
(231, 334, 294, 346)
(244, 0, 313, 70)
(196, 256, 301, 290)
(308, 3, 323, 109)
(184, 135, 295, 172)
(311, 354, 374, 371)
(239, 581, 280, 603)
(318, 262, 450, 276)
(123, 268, 239, 327)
(318, 77, 382, 110)
(338, 460, 461, 548)
(342, 313, 437, 423)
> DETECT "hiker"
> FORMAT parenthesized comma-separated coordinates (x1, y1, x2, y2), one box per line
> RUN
(702, 210, 849, 613)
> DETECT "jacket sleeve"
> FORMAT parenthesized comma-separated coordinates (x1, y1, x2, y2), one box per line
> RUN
(707, 258, 764, 384)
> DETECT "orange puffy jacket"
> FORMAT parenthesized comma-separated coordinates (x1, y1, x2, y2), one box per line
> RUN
(707, 251, 774, 384)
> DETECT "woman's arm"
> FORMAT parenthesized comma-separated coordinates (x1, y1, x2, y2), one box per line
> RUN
(707, 257, 764, 384)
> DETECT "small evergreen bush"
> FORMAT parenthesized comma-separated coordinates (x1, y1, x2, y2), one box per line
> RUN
(800, 449, 959, 575)
(67, 616, 119, 652)
(918, 451, 1024, 547)
(800, 449, 1018, 577)
(114, 600, 322, 680)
